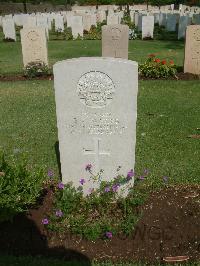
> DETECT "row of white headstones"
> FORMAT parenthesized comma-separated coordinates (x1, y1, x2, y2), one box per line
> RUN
(1, 10, 200, 41)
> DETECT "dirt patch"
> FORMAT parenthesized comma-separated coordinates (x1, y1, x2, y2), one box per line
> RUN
(139, 72, 200, 81)
(0, 73, 199, 82)
(0, 75, 53, 82)
(0, 185, 199, 264)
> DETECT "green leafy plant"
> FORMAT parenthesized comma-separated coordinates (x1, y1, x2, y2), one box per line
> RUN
(24, 62, 50, 78)
(139, 54, 177, 78)
(0, 153, 45, 222)
(65, 27, 73, 40)
(45, 165, 149, 241)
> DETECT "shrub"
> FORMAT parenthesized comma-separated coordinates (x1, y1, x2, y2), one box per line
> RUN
(24, 62, 49, 78)
(139, 54, 177, 78)
(46, 166, 149, 241)
(83, 23, 103, 40)
(0, 154, 45, 222)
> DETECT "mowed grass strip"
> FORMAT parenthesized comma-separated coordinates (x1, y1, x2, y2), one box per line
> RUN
(0, 80, 199, 186)
(0, 38, 184, 75)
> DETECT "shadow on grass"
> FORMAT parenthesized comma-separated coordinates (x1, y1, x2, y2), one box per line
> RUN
(55, 141, 62, 178)
(0, 213, 91, 265)
(163, 40, 185, 50)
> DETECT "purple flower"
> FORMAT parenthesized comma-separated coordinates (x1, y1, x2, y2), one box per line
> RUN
(112, 184, 120, 192)
(105, 231, 113, 239)
(105, 186, 110, 193)
(79, 178, 86, 185)
(144, 169, 149, 175)
(163, 176, 169, 183)
(42, 218, 49, 225)
(139, 175, 145, 180)
(58, 182, 64, 189)
(127, 169, 134, 180)
(85, 164, 92, 171)
(55, 210, 63, 217)
(47, 169, 54, 178)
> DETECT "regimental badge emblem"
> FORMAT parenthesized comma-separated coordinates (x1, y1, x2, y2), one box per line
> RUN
(77, 71, 115, 108)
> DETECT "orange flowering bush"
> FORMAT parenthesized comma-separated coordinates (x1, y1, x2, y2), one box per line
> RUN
(139, 54, 177, 78)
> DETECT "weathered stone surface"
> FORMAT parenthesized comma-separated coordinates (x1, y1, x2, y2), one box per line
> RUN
(178, 15, 191, 39)
(166, 14, 177, 31)
(107, 14, 120, 25)
(2, 18, 16, 41)
(36, 15, 49, 39)
(102, 24, 129, 59)
(142, 16, 154, 39)
(53, 57, 138, 196)
(55, 14, 64, 32)
(20, 27, 48, 66)
(82, 14, 96, 31)
(71, 15, 83, 38)
(184, 25, 200, 74)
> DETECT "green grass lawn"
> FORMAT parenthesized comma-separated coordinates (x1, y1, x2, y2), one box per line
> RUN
(0, 38, 184, 75)
(0, 79, 199, 187)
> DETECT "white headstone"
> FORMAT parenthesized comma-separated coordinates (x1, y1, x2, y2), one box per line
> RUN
(184, 25, 200, 74)
(36, 15, 49, 39)
(53, 57, 138, 196)
(107, 14, 120, 25)
(83, 15, 93, 31)
(96, 10, 106, 23)
(71, 16, 83, 39)
(134, 12, 139, 27)
(55, 15, 64, 32)
(24, 16, 37, 28)
(2, 18, 16, 41)
(20, 27, 48, 67)
(142, 16, 154, 39)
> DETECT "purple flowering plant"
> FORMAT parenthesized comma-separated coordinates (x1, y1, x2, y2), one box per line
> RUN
(42, 218, 49, 225)
(50, 166, 151, 241)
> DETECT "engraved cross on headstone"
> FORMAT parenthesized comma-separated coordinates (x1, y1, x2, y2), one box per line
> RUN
(83, 138, 110, 173)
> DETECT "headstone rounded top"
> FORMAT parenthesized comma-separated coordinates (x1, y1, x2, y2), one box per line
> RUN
(53, 57, 138, 69)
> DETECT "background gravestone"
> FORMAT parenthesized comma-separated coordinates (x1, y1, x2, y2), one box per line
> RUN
(166, 14, 177, 32)
(178, 15, 191, 39)
(2, 18, 16, 41)
(102, 25, 129, 59)
(142, 16, 154, 39)
(107, 14, 120, 25)
(53, 57, 138, 196)
(184, 25, 200, 75)
(71, 16, 83, 39)
(20, 27, 48, 67)
(55, 14, 64, 32)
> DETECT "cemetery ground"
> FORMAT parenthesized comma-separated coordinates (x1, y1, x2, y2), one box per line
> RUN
(0, 79, 200, 265)
(0, 32, 200, 265)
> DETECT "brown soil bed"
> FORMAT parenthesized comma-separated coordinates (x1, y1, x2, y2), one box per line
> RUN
(0, 73, 199, 82)
(0, 185, 199, 264)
